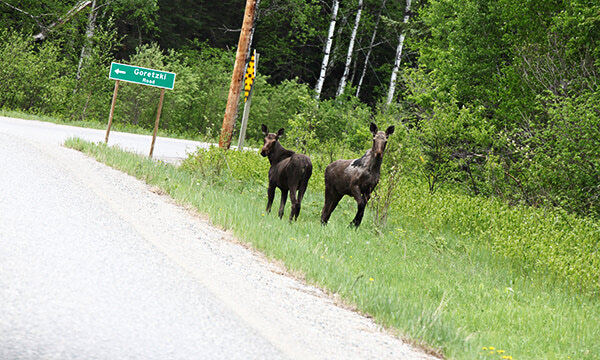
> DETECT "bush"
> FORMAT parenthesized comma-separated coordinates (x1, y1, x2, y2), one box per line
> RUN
(0, 30, 72, 114)
(246, 78, 315, 144)
(528, 92, 600, 217)
(181, 146, 269, 186)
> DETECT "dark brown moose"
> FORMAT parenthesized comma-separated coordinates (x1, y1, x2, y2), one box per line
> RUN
(261, 124, 313, 221)
(321, 122, 395, 227)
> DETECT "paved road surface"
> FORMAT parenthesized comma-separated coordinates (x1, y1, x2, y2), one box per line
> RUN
(0, 116, 210, 163)
(0, 117, 437, 360)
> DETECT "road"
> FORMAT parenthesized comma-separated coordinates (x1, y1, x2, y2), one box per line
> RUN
(0, 117, 210, 163)
(0, 117, 437, 360)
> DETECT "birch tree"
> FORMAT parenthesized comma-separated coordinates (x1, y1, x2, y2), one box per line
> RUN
(336, 0, 363, 97)
(356, 0, 386, 98)
(75, 0, 98, 80)
(314, 0, 339, 99)
(386, 0, 412, 106)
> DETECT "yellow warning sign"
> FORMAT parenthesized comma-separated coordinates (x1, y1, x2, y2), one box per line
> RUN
(244, 50, 256, 102)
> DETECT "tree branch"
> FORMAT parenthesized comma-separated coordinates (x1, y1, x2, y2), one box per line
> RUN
(33, 0, 92, 41)
(0, 0, 44, 30)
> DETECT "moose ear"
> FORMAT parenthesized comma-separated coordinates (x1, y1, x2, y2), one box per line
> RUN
(276, 128, 285, 137)
(385, 125, 395, 137)
(370, 122, 378, 136)
(261, 124, 268, 136)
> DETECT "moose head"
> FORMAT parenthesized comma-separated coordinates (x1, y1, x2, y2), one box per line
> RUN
(370, 122, 395, 159)
(261, 124, 285, 157)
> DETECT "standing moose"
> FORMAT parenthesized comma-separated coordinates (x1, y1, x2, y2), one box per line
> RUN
(321, 122, 395, 227)
(261, 124, 313, 221)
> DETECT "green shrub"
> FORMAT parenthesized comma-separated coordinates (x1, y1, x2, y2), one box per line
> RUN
(181, 146, 269, 186)
(0, 30, 72, 114)
(386, 176, 600, 295)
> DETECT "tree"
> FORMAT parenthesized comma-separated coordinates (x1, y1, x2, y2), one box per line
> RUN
(386, 0, 411, 105)
(33, 0, 92, 41)
(251, 0, 325, 86)
(156, 0, 243, 50)
(314, 0, 339, 99)
(0, 0, 88, 38)
(75, 0, 97, 80)
(355, 0, 386, 99)
(336, 0, 363, 97)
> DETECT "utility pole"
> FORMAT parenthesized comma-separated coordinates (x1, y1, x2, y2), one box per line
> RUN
(219, 0, 258, 149)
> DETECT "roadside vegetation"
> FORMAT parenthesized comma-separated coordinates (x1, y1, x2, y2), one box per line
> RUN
(5, 1, 600, 358)
(65, 137, 599, 360)
(2, 0, 600, 221)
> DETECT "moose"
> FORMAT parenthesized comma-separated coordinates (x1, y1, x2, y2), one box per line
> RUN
(321, 122, 395, 228)
(261, 124, 313, 221)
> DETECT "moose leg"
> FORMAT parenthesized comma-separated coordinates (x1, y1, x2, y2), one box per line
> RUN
(278, 189, 288, 219)
(350, 187, 367, 228)
(266, 183, 276, 213)
(294, 179, 308, 221)
(288, 184, 299, 221)
(321, 188, 342, 225)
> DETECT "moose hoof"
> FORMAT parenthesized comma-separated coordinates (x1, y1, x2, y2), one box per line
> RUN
(349, 221, 360, 229)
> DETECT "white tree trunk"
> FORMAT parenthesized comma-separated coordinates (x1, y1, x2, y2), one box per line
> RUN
(314, 0, 339, 100)
(356, 0, 386, 98)
(386, 0, 412, 106)
(336, 0, 363, 97)
(76, 0, 97, 80)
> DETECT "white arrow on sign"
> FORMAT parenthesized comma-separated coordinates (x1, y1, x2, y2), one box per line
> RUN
(115, 69, 126, 75)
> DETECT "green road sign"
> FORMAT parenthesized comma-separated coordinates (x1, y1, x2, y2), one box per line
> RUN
(109, 62, 176, 90)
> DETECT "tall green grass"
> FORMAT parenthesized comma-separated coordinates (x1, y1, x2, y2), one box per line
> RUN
(65, 138, 599, 360)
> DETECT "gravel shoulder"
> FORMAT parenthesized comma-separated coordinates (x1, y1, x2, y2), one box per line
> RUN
(0, 117, 438, 359)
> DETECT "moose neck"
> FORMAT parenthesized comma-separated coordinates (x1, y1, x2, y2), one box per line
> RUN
(365, 148, 383, 174)
(268, 141, 293, 165)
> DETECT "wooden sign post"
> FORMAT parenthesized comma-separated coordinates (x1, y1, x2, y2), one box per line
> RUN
(106, 62, 176, 157)
(105, 79, 120, 143)
(149, 88, 166, 157)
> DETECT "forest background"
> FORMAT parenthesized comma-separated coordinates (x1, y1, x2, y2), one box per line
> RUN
(0, 0, 599, 226)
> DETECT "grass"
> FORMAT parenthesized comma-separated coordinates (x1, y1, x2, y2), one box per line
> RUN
(65, 137, 600, 360)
